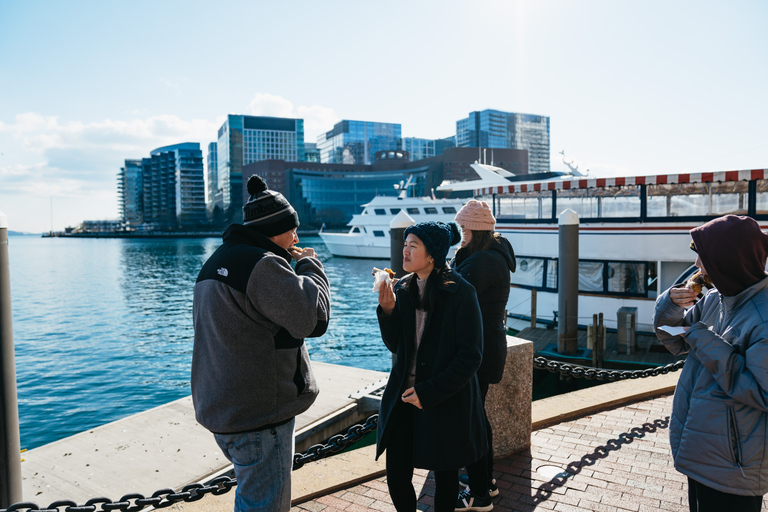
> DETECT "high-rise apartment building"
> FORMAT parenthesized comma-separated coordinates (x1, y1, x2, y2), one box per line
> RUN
(216, 115, 305, 221)
(456, 109, 550, 173)
(317, 120, 401, 165)
(139, 142, 206, 230)
(401, 136, 455, 161)
(117, 159, 144, 230)
(206, 142, 218, 210)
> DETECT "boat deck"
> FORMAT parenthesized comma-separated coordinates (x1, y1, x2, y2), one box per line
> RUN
(515, 327, 686, 368)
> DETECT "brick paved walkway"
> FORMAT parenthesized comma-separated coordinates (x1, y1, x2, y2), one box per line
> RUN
(292, 394, 767, 512)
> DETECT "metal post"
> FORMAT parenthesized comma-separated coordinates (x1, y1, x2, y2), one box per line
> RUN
(557, 209, 579, 355)
(597, 312, 604, 368)
(0, 211, 23, 506)
(530, 288, 537, 329)
(389, 211, 415, 278)
(591, 314, 598, 368)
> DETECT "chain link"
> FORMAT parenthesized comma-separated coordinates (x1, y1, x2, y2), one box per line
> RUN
(534, 355, 685, 380)
(1, 415, 379, 512)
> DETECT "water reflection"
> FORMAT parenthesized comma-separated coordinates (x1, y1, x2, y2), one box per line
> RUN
(9, 234, 392, 449)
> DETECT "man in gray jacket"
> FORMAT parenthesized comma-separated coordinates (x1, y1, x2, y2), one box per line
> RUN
(192, 175, 331, 512)
(654, 215, 768, 512)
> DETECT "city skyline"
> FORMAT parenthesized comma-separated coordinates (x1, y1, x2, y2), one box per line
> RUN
(1, 0, 767, 233)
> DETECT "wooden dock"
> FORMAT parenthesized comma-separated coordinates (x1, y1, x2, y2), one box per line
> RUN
(19, 362, 388, 507)
(516, 327, 685, 367)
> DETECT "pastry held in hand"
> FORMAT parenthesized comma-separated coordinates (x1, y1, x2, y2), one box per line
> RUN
(686, 270, 712, 296)
(372, 267, 395, 292)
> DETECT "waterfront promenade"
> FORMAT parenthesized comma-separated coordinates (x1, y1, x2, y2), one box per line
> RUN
(169, 370, 741, 512)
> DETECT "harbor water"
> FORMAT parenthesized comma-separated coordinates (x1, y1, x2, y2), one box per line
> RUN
(7, 234, 391, 450)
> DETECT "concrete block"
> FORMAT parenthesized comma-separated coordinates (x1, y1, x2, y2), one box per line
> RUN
(485, 335, 533, 457)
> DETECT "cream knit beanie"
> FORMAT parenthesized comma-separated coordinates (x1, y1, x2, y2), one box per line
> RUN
(454, 200, 496, 231)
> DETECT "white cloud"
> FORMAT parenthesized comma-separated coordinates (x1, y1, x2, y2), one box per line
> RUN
(0, 113, 220, 232)
(247, 93, 295, 118)
(246, 93, 339, 141)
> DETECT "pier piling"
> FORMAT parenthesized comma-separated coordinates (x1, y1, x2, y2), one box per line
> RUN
(557, 209, 579, 355)
(389, 211, 415, 278)
(0, 211, 23, 506)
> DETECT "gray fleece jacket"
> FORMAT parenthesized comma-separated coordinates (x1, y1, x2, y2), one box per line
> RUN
(191, 224, 331, 434)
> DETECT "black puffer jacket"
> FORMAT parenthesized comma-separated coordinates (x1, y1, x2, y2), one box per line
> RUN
(451, 234, 516, 383)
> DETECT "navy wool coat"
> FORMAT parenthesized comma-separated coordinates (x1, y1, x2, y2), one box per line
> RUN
(375, 268, 488, 471)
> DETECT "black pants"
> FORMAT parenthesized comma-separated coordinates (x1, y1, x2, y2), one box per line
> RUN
(464, 379, 492, 497)
(385, 404, 458, 512)
(688, 477, 763, 512)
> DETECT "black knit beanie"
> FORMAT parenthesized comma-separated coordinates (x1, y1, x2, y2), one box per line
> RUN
(242, 175, 300, 236)
(404, 221, 461, 268)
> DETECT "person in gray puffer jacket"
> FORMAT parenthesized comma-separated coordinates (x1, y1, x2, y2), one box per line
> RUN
(654, 214, 768, 512)
(192, 175, 330, 512)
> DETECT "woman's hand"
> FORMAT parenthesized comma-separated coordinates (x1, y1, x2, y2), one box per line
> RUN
(378, 278, 396, 315)
(670, 287, 697, 308)
(401, 387, 422, 409)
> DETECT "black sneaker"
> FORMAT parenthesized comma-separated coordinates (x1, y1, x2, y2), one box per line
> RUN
(455, 489, 493, 511)
(458, 474, 499, 498)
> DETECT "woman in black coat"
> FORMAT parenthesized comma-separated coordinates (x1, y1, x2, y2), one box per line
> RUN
(376, 221, 488, 512)
(452, 200, 516, 507)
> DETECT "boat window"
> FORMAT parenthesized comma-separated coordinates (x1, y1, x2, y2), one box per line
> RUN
(511, 258, 545, 287)
(390, 208, 402, 215)
(757, 180, 768, 215)
(424, 207, 438, 214)
(407, 208, 420, 214)
(557, 186, 641, 218)
(442, 207, 457, 214)
(647, 181, 749, 217)
(493, 191, 553, 220)
(374, 209, 387, 215)
(607, 262, 647, 294)
(351, 227, 361, 233)
(511, 255, 656, 297)
(578, 261, 604, 292)
(373, 230, 385, 237)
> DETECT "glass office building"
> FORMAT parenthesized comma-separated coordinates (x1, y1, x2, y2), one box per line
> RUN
(304, 142, 320, 162)
(317, 120, 401, 165)
(288, 167, 428, 228)
(456, 109, 550, 173)
(401, 136, 455, 161)
(216, 115, 305, 221)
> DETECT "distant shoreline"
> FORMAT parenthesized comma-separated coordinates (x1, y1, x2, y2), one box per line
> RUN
(39, 229, 321, 239)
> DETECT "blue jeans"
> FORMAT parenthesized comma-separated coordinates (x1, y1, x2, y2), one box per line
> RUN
(214, 418, 295, 512)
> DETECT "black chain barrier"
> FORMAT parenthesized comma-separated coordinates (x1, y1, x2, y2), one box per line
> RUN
(0, 415, 379, 512)
(534, 355, 686, 380)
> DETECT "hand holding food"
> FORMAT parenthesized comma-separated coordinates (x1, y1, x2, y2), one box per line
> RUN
(289, 246, 316, 260)
(372, 267, 396, 292)
(686, 270, 712, 296)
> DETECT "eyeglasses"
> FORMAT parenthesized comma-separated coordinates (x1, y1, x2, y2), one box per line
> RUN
(689, 240, 697, 253)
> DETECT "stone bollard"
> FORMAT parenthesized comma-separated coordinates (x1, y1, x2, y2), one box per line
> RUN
(485, 335, 533, 456)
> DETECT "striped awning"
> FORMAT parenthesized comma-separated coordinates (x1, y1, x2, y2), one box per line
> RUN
(475, 168, 768, 196)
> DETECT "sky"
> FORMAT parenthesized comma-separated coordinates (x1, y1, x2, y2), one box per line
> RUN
(1, 0, 766, 233)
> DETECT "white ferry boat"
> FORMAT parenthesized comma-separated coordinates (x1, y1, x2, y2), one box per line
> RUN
(318, 195, 468, 258)
(440, 166, 768, 334)
(319, 163, 527, 259)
